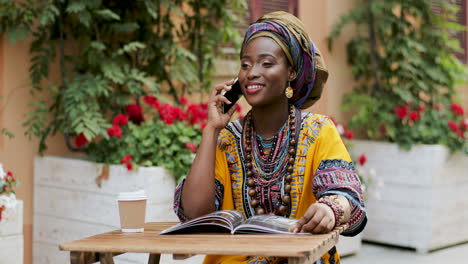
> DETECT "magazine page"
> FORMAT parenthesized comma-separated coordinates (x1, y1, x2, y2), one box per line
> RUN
(160, 210, 245, 235)
(232, 215, 307, 234)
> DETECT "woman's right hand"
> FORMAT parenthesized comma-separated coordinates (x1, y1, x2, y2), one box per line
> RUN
(205, 79, 240, 130)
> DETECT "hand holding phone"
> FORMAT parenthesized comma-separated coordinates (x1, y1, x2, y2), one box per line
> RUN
(222, 79, 242, 113)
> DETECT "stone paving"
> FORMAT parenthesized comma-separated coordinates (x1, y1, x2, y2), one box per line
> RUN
(342, 242, 468, 264)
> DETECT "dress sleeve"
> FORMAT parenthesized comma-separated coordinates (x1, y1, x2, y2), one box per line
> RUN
(173, 178, 224, 222)
(310, 117, 367, 236)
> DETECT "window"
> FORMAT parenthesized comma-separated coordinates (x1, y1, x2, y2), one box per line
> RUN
(249, 0, 298, 23)
(224, 0, 299, 56)
(236, 0, 298, 33)
(453, 0, 467, 63)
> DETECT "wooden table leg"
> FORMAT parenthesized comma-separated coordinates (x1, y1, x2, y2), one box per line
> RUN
(70, 252, 99, 264)
(148, 254, 161, 264)
(99, 253, 115, 264)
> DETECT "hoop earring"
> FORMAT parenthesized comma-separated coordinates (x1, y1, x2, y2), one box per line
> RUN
(285, 82, 293, 99)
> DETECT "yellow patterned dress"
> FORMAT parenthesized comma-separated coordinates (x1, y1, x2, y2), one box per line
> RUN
(174, 112, 366, 264)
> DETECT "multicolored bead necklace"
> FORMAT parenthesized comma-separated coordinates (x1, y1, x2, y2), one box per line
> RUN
(243, 105, 298, 216)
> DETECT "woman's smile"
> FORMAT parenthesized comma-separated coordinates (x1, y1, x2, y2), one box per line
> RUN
(245, 82, 265, 94)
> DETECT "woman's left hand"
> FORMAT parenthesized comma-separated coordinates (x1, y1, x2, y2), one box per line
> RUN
(292, 202, 335, 234)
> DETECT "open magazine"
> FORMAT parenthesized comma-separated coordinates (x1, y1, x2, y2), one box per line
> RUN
(160, 210, 306, 235)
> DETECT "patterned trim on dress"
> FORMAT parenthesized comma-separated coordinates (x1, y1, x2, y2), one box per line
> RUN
(316, 159, 356, 171)
(313, 159, 366, 236)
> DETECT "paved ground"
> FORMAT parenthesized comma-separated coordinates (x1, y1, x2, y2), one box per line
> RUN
(342, 242, 468, 264)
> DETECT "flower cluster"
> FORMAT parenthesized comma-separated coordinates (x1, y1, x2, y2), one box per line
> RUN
(79, 95, 243, 182)
(353, 100, 468, 153)
(0, 164, 19, 222)
(392, 103, 466, 140)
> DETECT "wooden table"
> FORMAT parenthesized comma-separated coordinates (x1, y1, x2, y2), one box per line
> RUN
(59, 222, 345, 264)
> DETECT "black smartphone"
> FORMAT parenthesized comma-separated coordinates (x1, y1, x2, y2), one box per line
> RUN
(223, 80, 242, 113)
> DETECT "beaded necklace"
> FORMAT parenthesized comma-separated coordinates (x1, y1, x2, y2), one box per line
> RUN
(243, 105, 298, 216)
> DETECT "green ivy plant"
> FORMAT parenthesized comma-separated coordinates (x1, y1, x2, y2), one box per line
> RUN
(0, 0, 245, 154)
(329, 0, 468, 153)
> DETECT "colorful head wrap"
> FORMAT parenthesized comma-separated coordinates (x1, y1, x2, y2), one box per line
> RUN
(240, 11, 328, 109)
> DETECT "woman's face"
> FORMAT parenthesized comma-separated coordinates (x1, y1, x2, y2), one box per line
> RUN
(238, 37, 295, 108)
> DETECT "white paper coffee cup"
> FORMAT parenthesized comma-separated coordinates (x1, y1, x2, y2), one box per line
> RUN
(118, 190, 147, 233)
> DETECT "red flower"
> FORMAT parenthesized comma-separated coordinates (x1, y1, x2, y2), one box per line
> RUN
(187, 103, 201, 125)
(125, 163, 133, 171)
(358, 154, 367, 166)
(460, 119, 468, 131)
(180, 112, 190, 121)
(179, 97, 188, 105)
(409, 111, 420, 122)
(113, 114, 128, 126)
(435, 104, 442, 110)
(184, 103, 208, 125)
(395, 106, 408, 119)
(120, 154, 133, 164)
(159, 103, 184, 125)
(344, 131, 354, 140)
(107, 124, 123, 138)
(200, 123, 207, 130)
(75, 133, 88, 148)
(417, 105, 424, 113)
(143, 95, 158, 106)
(450, 103, 465, 116)
(125, 104, 144, 124)
(200, 102, 208, 110)
(379, 124, 387, 136)
(457, 130, 465, 139)
(145, 95, 161, 110)
(0, 205, 5, 221)
(448, 121, 459, 132)
(185, 142, 197, 153)
(5, 171, 14, 182)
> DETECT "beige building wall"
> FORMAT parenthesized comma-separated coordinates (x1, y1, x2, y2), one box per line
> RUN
(0, 37, 71, 264)
(299, 0, 357, 122)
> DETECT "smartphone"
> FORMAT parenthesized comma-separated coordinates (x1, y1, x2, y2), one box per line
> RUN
(223, 79, 242, 113)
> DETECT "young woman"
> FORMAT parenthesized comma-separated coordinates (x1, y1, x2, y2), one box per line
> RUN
(174, 11, 366, 264)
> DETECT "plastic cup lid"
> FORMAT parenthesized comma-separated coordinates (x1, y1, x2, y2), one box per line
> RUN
(118, 190, 147, 201)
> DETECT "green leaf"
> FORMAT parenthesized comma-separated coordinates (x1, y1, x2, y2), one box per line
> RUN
(95, 9, 120, 21)
(65, 2, 86, 13)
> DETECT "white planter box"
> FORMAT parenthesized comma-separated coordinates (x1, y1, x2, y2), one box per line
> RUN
(337, 234, 362, 257)
(33, 156, 203, 264)
(350, 140, 468, 253)
(0, 200, 24, 264)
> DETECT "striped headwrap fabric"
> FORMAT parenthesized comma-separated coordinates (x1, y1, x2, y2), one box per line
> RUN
(240, 11, 324, 109)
